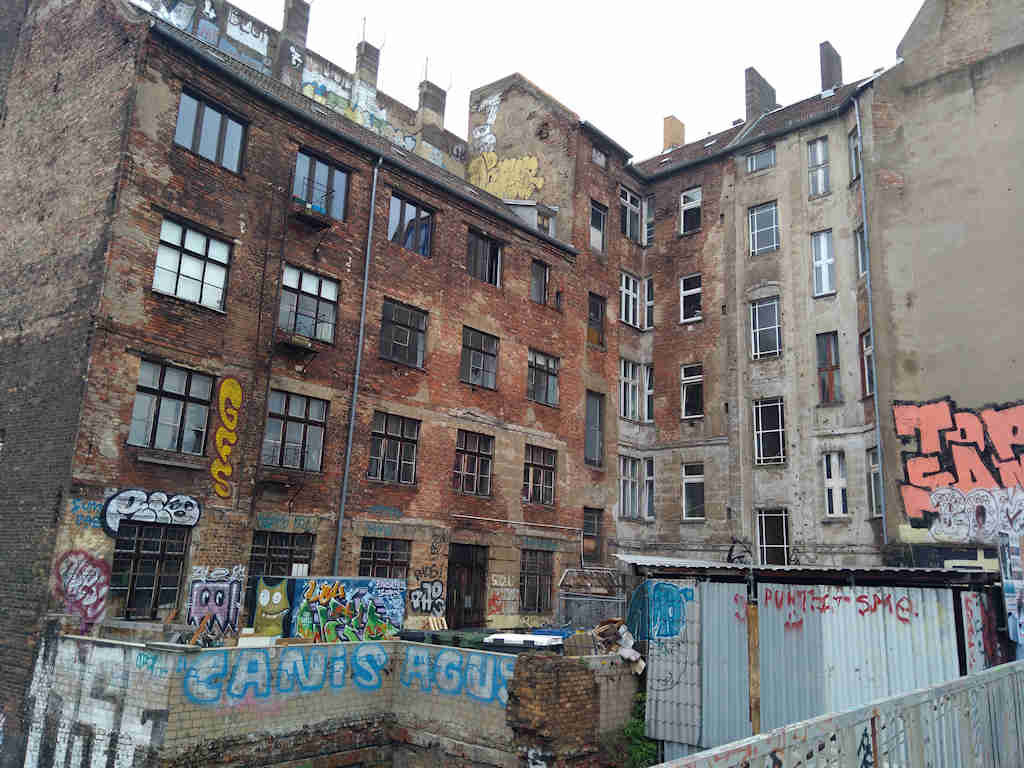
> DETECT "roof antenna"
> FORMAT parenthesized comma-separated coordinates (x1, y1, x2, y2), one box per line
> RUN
(424, 57, 429, 82)
(361, 17, 366, 42)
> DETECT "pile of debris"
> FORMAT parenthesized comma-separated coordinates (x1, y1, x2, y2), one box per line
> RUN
(591, 618, 645, 674)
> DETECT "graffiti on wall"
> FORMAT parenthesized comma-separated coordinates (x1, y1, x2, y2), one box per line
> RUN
(470, 93, 501, 153)
(210, 377, 242, 498)
(129, 0, 196, 30)
(187, 565, 245, 634)
(762, 586, 919, 631)
(102, 488, 201, 537)
(894, 398, 1024, 542)
(226, 6, 266, 55)
(961, 591, 1000, 673)
(54, 551, 110, 631)
(255, 512, 318, 532)
(468, 153, 545, 200)
(70, 498, 104, 529)
(400, 645, 516, 707)
(998, 533, 1024, 645)
(253, 578, 290, 637)
(627, 580, 697, 642)
(410, 581, 445, 617)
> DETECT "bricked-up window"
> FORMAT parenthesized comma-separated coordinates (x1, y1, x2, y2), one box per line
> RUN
(680, 273, 702, 322)
(292, 151, 348, 220)
(620, 187, 642, 243)
(747, 147, 775, 173)
(460, 327, 498, 389)
(644, 195, 655, 245)
(261, 390, 327, 471)
(749, 201, 779, 255)
(849, 128, 861, 181)
(530, 260, 549, 304)
(867, 448, 882, 518)
(368, 411, 420, 484)
(110, 523, 187, 620)
(590, 200, 607, 252)
(681, 363, 703, 419)
(817, 332, 842, 403)
(380, 299, 427, 367)
(244, 531, 314, 621)
(619, 455, 641, 519)
(753, 396, 786, 465)
(856, 226, 868, 276)
(588, 293, 606, 346)
(620, 272, 642, 328)
(583, 508, 603, 564)
(823, 451, 848, 516)
(758, 507, 790, 565)
(812, 230, 835, 296)
(388, 193, 432, 257)
(620, 358, 641, 420)
(153, 218, 230, 310)
(751, 297, 781, 359)
(680, 187, 702, 234)
(128, 360, 212, 454)
(359, 538, 411, 579)
(279, 265, 338, 342)
(861, 329, 875, 396)
(467, 230, 501, 286)
(527, 349, 559, 406)
(520, 549, 553, 613)
(174, 91, 245, 172)
(683, 463, 704, 519)
(585, 391, 604, 466)
(808, 137, 830, 196)
(522, 444, 556, 505)
(453, 430, 494, 496)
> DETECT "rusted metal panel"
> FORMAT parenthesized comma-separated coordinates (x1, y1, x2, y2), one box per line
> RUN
(699, 581, 752, 748)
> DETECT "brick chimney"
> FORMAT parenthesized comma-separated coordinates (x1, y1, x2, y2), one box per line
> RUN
(281, 0, 310, 49)
(355, 41, 380, 89)
(663, 116, 685, 151)
(418, 80, 446, 129)
(820, 41, 843, 91)
(745, 67, 777, 123)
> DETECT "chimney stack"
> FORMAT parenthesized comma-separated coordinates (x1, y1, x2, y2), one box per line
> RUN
(281, 0, 310, 49)
(819, 41, 843, 91)
(745, 67, 777, 123)
(355, 41, 380, 89)
(663, 116, 685, 151)
(418, 80, 446, 129)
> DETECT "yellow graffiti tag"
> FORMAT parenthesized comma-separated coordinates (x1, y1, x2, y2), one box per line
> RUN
(468, 152, 544, 199)
(211, 378, 242, 498)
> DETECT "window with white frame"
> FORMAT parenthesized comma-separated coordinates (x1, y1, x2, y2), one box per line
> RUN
(620, 272, 642, 328)
(823, 451, 848, 516)
(153, 218, 230, 310)
(681, 363, 703, 419)
(849, 128, 861, 181)
(808, 137, 830, 196)
(750, 297, 781, 359)
(749, 201, 779, 255)
(747, 147, 775, 173)
(644, 195, 655, 245)
(619, 455, 641, 519)
(620, 359, 641, 421)
(753, 396, 786, 465)
(620, 188, 642, 243)
(856, 226, 868, 276)
(860, 330, 874, 396)
(643, 364, 654, 423)
(644, 277, 654, 328)
(812, 230, 835, 296)
(867, 448, 882, 517)
(279, 265, 338, 342)
(680, 274, 702, 322)
(590, 201, 607, 252)
(758, 507, 790, 565)
(680, 187, 702, 234)
(683, 463, 704, 519)
(644, 457, 655, 519)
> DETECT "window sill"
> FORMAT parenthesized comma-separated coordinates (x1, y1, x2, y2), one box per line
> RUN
(816, 401, 845, 408)
(379, 357, 427, 373)
(454, 491, 492, 500)
(526, 398, 560, 410)
(257, 466, 323, 486)
(459, 379, 498, 393)
(150, 288, 228, 316)
(619, 320, 647, 332)
(367, 478, 419, 490)
(133, 448, 206, 470)
(172, 144, 246, 180)
(584, 462, 605, 471)
(821, 516, 852, 524)
(808, 191, 832, 201)
(680, 316, 703, 325)
(752, 353, 782, 362)
(619, 516, 656, 525)
(522, 501, 557, 511)
(587, 342, 607, 352)
(813, 291, 837, 299)
(681, 518, 706, 524)
(751, 246, 780, 257)
(681, 415, 705, 422)
(754, 460, 787, 468)
(679, 228, 702, 238)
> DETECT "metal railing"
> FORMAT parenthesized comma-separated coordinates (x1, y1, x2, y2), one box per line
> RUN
(653, 660, 1024, 768)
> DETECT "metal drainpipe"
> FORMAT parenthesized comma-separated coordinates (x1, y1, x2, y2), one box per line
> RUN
(854, 95, 888, 548)
(333, 155, 383, 575)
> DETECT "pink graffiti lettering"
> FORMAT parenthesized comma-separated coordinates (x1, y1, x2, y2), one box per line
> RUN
(766, 588, 917, 624)
(54, 550, 110, 631)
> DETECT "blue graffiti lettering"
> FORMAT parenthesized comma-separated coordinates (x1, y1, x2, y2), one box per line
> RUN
(352, 643, 388, 690)
(401, 645, 432, 691)
(183, 651, 228, 704)
(276, 646, 327, 693)
(228, 649, 271, 699)
(399, 646, 515, 706)
(435, 649, 464, 695)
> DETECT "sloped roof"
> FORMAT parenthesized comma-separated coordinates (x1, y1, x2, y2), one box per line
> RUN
(632, 122, 747, 176)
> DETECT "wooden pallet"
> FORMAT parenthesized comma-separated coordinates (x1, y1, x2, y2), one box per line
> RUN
(427, 616, 448, 631)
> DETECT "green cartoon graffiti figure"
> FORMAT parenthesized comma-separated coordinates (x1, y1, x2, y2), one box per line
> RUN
(253, 578, 289, 636)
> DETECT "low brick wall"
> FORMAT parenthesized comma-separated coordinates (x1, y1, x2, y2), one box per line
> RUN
(581, 655, 640, 735)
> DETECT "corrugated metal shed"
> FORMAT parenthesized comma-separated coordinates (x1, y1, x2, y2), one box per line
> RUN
(699, 582, 752, 748)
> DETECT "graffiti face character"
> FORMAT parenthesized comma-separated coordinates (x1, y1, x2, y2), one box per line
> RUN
(253, 578, 289, 636)
(187, 578, 241, 633)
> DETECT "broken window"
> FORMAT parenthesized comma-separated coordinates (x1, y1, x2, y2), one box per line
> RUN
(588, 293, 606, 346)
(460, 327, 498, 389)
(467, 229, 501, 286)
(359, 537, 411, 579)
(388, 194, 432, 257)
(520, 549, 553, 613)
(585, 391, 604, 467)
(527, 349, 559, 406)
(380, 299, 427, 367)
(590, 200, 607, 252)
(530, 260, 549, 304)
(128, 360, 212, 455)
(111, 523, 188, 620)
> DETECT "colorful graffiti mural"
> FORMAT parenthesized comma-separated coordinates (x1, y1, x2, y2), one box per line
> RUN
(187, 565, 245, 634)
(210, 377, 242, 498)
(894, 398, 1024, 542)
(468, 152, 545, 199)
(102, 488, 201, 536)
(54, 550, 110, 631)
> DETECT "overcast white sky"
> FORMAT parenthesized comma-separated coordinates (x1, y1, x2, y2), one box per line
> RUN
(233, 0, 923, 162)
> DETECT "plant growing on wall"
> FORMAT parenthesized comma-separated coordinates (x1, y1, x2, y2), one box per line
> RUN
(599, 693, 659, 768)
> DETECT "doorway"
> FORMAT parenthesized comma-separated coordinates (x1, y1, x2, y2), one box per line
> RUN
(446, 543, 488, 629)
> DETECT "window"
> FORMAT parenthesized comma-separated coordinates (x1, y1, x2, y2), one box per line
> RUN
(173, 91, 244, 172)
(817, 332, 842, 403)
(110, 523, 188, 619)
(812, 230, 835, 296)
(823, 451, 848, 516)
(856, 226, 868, 276)
(644, 195, 655, 245)
(453, 430, 493, 496)
(153, 218, 230, 310)
(460, 327, 498, 389)
(849, 128, 861, 181)
(643, 364, 654, 423)
(619, 456, 641, 519)
(644, 277, 654, 328)
(244, 531, 313, 621)
(527, 349, 560, 406)
(388, 194, 432, 257)
(359, 538, 411, 579)
(808, 137, 830, 196)
(750, 297, 781, 359)
(590, 201, 607, 252)
(530, 260, 549, 304)
(368, 411, 420, 484)
(520, 549, 553, 613)
(747, 147, 776, 173)
(592, 147, 607, 168)
(128, 360, 212, 454)
(585, 391, 604, 466)
(261, 390, 327, 471)
(467, 230, 501, 286)
(292, 151, 348, 220)
(620, 359, 641, 420)
(279, 265, 338, 342)
(620, 272, 642, 328)
(753, 396, 786, 465)
(680, 274, 702, 322)
(758, 508, 790, 565)
(588, 293, 606, 345)
(681, 187, 702, 234)
(644, 457, 655, 519)
(681, 363, 704, 419)
(683, 463, 704, 520)
(867, 448, 882, 518)
(380, 299, 427, 367)
(522, 444, 556, 505)
(749, 201, 779, 255)
(583, 508, 603, 564)
(620, 188, 642, 243)
(860, 330, 874, 396)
